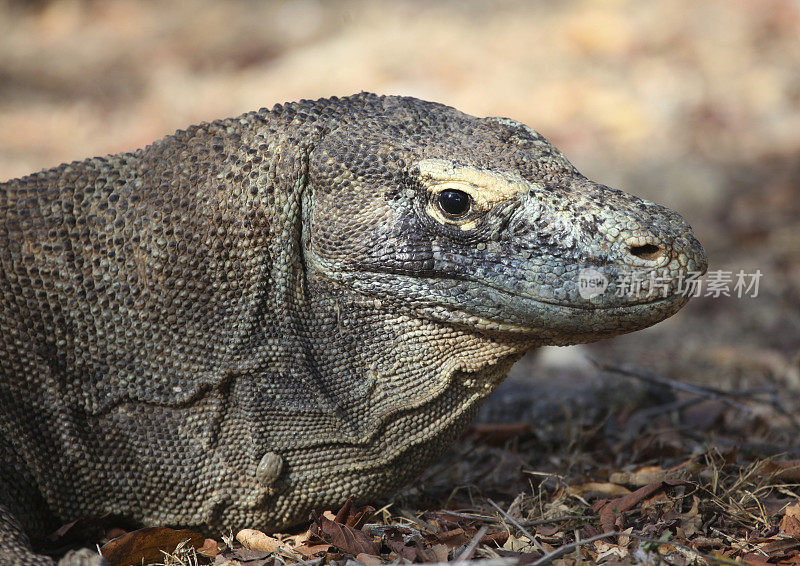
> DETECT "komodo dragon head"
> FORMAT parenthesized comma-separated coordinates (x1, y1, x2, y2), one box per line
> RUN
(305, 96, 707, 345)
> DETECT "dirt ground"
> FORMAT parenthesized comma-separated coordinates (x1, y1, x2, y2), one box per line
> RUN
(1, 0, 799, 564)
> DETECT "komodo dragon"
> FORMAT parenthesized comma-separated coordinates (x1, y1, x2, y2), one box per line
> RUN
(0, 93, 707, 564)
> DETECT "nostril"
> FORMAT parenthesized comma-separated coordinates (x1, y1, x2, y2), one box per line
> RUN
(629, 243, 664, 261)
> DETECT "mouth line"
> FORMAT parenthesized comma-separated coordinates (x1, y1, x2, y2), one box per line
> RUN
(457, 274, 681, 311)
(308, 251, 687, 333)
(423, 276, 684, 336)
(357, 267, 684, 312)
(512, 291, 677, 311)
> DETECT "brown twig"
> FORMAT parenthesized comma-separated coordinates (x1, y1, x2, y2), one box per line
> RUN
(591, 359, 752, 412)
(488, 499, 547, 554)
(454, 525, 489, 562)
(531, 529, 743, 566)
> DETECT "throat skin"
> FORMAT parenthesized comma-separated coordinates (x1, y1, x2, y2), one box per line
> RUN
(212, 274, 534, 530)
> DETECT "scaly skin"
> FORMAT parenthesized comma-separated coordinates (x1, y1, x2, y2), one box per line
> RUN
(0, 93, 706, 564)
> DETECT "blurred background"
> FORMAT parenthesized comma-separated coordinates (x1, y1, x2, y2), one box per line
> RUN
(0, 0, 798, 424)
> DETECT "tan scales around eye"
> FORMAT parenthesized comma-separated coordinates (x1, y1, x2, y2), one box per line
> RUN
(418, 159, 537, 230)
(418, 158, 534, 205)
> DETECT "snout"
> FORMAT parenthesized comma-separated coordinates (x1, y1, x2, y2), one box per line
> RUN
(563, 181, 708, 278)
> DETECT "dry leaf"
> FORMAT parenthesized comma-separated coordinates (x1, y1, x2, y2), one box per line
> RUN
(383, 526, 420, 561)
(637, 465, 667, 475)
(535, 524, 560, 538)
(483, 530, 510, 546)
(101, 527, 204, 566)
(678, 496, 702, 538)
(45, 513, 120, 550)
(356, 552, 384, 565)
(609, 466, 672, 486)
(331, 496, 376, 529)
(692, 536, 724, 548)
(281, 530, 312, 547)
(762, 460, 800, 482)
(105, 527, 127, 541)
(540, 541, 556, 553)
(593, 481, 688, 533)
(617, 527, 633, 546)
(568, 482, 631, 498)
(334, 497, 354, 525)
(198, 538, 220, 558)
(292, 543, 332, 557)
(640, 490, 671, 513)
(756, 537, 800, 555)
(503, 533, 533, 552)
(311, 512, 379, 556)
(782, 515, 800, 538)
(657, 543, 673, 555)
(236, 529, 292, 553)
(594, 540, 629, 560)
(435, 527, 469, 548)
(430, 543, 450, 562)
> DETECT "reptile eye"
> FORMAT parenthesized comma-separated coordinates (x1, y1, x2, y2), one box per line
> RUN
(437, 189, 471, 218)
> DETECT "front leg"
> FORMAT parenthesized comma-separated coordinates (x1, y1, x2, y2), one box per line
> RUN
(0, 437, 106, 565)
(0, 504, 108, 565)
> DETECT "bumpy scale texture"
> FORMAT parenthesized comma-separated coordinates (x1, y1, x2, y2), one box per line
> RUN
(0, 93, 706, 564)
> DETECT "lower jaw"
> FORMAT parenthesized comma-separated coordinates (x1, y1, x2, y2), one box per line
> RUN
(407, 293, 689, 340)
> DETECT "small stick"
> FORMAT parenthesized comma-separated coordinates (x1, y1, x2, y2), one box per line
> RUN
(455, 525, 489, 562)
(519, 515, 594, 528)
(488, 499, 546, 554)
(531, 530, 743, 566)
(591, 359, 751, 412)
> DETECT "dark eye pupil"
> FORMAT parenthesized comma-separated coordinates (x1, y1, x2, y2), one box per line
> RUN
(438, 189, 470, 217)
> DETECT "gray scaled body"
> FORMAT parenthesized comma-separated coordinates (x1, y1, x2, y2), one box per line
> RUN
(0, 93, 707, 565)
